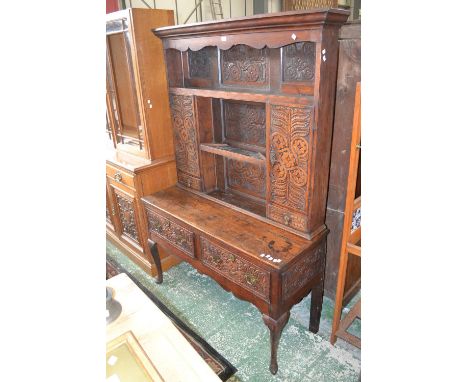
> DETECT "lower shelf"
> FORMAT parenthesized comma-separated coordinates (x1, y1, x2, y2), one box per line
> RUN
(207, 189, 266, 218)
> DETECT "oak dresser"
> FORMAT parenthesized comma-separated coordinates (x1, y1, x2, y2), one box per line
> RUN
(142, 9, 349, 374)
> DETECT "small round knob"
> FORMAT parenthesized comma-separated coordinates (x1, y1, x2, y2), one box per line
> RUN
(114, 172, 123, 182)
(284, 215, 291, 226)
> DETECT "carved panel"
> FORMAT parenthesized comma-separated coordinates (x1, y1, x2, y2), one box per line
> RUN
(115, 192, 140, 244)
(224, 101, 266, 147)
(269, 105, 313, 212)
(200, 237, 270, 301)
(267, 204, 307, 232)
(146, 210, 195, 257)
(106, 199, 112, 224)
(227, 159, 266, 199)
(169, 95, 201, 177)
(188, 48, 211, 78)
(282, 42, 316, 82)
(282, 242, 325, 301)
(221, 45, 269, 87)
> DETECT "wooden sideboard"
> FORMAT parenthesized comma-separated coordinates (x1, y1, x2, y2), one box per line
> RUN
(105, 8, 180, 275)
(142, 9, 349, 374)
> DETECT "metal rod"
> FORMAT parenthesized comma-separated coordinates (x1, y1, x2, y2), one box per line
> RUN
(140, 0, 152, 8)
(175, 0, 179, 24)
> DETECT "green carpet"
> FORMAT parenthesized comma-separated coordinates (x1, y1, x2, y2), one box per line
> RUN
(107, 241, 361, 381)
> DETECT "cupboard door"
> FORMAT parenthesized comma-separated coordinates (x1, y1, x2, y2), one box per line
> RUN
(109, 185, 142, 248)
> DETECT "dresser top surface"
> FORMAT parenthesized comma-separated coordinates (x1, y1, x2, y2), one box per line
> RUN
(142, 186, 325, 269)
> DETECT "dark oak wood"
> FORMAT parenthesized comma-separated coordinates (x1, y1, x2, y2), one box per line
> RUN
(330, 82, 361, 348)
(106, 9, 180, 277)
(146, 9, 348, 374)
(324, 22, 361, 301)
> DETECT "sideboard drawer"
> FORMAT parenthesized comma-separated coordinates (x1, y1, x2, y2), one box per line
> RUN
(106, 165, 136, 190)
(146, 209, 195, 257)
(200, 237, 270, 302)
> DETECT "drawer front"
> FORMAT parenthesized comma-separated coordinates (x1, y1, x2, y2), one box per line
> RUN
(177, 171, 202, 191)
(106, 165, 136, 190)
(146, 209, 195, 257)
(267, 204, 308, 232)
(200, 237, 270, 302)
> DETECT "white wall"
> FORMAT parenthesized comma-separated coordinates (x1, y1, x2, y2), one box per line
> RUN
(122, 0, 281, 24)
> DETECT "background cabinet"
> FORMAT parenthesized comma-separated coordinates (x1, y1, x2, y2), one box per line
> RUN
(106, 8, 180, 276)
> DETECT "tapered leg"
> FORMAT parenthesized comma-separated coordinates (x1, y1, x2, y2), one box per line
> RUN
(262, 311, 290, 375)
(309, 274, 325, 333)
(148, 239, 163, 284)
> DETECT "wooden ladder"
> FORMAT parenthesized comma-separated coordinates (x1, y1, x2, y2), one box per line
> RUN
(209, 0, 224, 20)
(330, 82, 361, 349)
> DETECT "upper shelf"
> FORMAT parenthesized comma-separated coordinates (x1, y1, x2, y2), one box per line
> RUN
(169, 87, 314, 106)
(200, 143, 265, 165)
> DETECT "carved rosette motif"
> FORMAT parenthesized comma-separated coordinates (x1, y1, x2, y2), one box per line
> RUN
(224, 101, 266, 147)
(188, 48, 211, 78)
(227, 159, 266, 198)
(282, 243, 325, 301)
(269, 105, 313, 212)
(147, 210, 195, 257)
(282, 42, 316, 82)
(169, 95, 201, 177)
(221, 45, 268, 86)
(115, 193, 140, 244)
(200, 237, 270, 301)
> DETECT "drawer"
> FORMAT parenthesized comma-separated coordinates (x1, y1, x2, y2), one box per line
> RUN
(200, 237, 270, 302)
(146, 209, 195, 257)
(267, 204, 308, 233)
(106, 164, 136, 190)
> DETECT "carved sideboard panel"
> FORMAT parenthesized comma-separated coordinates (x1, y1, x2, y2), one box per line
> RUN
(268, 104, 313, 213)
(281, 242, 325, 301)
(188, 47, 212, 79)
(224, 101, 266, 147)
(169, 94, 201, 178)
(227, 159, 266, 199)
(221, 45, 269, 87)
(282, 42, 316, 83)
(147, 210, 195, 257)
(200, 237, 270, 301)
(115, 192, 140, 244)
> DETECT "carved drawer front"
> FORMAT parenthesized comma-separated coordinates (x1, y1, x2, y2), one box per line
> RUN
(282, 243, 325, 302)
(177, 171, 203, 191)
(146, 209, 195, 257)
(106, 165, 135, 190)
(114, 190, 141, 245)
(267, 204, 308, 233)
(200, 237, 270, 302)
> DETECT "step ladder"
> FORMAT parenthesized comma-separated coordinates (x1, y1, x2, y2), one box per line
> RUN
(209, 0, 224, 20)
(183, 0, 224, 24)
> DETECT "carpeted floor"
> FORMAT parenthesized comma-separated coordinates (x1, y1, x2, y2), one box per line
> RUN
(107, 240, 361, 382)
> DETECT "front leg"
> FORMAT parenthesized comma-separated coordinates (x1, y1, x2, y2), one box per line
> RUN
(148, 239, 163, 284)
(262, 311, 290, 375)
(309, 273, 325, 333)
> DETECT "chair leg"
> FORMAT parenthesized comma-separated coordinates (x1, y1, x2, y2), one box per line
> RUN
(262, 311, 290, 375)
(148, 239, 163, 284)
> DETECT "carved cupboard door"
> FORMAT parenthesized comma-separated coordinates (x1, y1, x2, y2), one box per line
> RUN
(108, 185, 142, 248)
(266, 104, 314, 233)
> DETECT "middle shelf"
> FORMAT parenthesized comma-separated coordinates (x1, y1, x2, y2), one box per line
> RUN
(200, 143, 266, 165)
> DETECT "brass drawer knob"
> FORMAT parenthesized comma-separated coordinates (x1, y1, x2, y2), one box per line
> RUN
(114, 172, 123, 182)
(283, 214, 291, 226)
